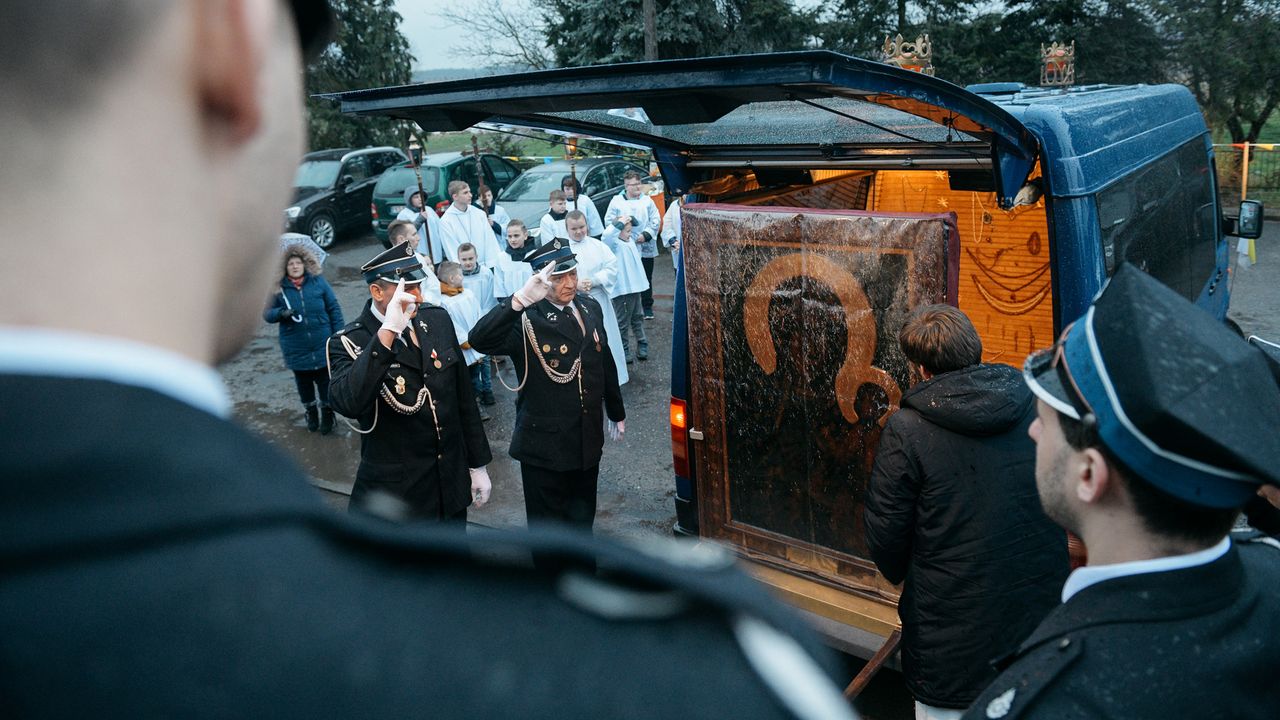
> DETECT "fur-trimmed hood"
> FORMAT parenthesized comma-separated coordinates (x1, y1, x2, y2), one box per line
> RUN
(281, 244, 323, 277)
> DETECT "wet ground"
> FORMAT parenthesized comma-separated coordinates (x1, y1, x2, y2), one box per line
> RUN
(220, 231, 680, 538)
(1227, 222, 1280, 341)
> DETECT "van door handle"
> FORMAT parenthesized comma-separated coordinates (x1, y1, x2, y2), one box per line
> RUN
(688, 428, 705, 441)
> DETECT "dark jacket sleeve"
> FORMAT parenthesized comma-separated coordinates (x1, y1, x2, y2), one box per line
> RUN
(263, 292, 287, 324)
(326, 331, 395, 420)
(444, 318, 493, 468)
(468, 298, 524, 358)
(864, 415, 921, 585)
(320, 279, 345, 335)
(602, 336, 625, 422)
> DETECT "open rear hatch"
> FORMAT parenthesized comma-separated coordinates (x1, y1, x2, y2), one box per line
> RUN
(326, 50, 1039, 207)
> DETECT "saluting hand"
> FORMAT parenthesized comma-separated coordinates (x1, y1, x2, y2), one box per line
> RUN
(379, 278, 416, 335)
(513, 264, 554, 309)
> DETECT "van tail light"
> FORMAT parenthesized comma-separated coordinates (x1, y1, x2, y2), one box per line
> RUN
(435, 200, 450, 216)
(670, 397, 690, 477)
(370, 202, 379, 220)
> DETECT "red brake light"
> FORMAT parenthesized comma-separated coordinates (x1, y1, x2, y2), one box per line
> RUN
(670, 397, 690, 478)
(370, 202, 379, 220)
(434, 200, 450, 216)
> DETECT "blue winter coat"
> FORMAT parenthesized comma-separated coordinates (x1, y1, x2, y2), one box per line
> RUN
(264, 274, 345, 371)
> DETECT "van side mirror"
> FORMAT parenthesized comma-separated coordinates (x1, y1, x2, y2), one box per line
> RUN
(340, 174, 355, 189)
(1237, 200, 1264, 239)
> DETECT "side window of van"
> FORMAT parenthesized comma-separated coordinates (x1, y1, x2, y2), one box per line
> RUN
(1097, 139, 1217, 300)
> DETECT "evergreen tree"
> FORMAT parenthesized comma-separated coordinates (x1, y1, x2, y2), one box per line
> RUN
(539, 0, 811, 67)
(306, 0, 414, 150)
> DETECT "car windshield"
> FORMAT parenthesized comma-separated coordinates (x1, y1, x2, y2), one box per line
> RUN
(375, 166, 441, 198)
(294, 160, 342, 188)
(500, 168, 567, 202)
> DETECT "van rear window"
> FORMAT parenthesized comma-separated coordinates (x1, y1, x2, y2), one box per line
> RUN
(1097, 139, 1217, 299)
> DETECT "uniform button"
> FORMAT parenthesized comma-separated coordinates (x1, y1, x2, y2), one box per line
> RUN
(1058, 638, 1071, 651)
(437, 453, 443, 459)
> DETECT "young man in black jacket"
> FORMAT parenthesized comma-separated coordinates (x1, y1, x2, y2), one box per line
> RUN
(865, 305, 1068, 719)
(961, 266, 1280, 719)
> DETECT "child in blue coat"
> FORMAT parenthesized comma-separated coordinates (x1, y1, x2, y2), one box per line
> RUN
(264, 245, 345, 433)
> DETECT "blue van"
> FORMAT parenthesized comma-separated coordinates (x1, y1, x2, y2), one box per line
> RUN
(330, 51, 1263, 660)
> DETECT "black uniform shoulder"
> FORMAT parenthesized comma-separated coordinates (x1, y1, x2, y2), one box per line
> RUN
(333, 320, 370, 341)
(575, 292, 604, 314)
(416, 304, 452, 323)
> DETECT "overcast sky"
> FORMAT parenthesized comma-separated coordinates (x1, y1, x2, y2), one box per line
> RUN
(395, 0, 484, 70)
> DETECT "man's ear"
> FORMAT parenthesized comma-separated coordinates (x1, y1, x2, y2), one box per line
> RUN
(1075, 447, 1112, 505)
(369, 283, 384, 302)
(194, 0, 273, 143)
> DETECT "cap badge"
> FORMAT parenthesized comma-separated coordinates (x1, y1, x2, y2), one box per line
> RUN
(553, 239, 561, 250)
(986, 688, 1016, 719)
(404, 243, 415, 256)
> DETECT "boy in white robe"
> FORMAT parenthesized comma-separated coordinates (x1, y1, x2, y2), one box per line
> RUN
(562, 175, 604, 236)
(538, 189, 569, 243)
(602, 183, 653, 363)
(438, 261, 493, 415)
(564, 210, 628, 386)
(438, 180, 503, 267)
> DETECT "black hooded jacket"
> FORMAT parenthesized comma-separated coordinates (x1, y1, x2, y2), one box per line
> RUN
(865, 363, 1068, 709)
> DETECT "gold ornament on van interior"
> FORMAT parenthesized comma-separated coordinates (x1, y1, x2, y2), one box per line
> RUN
(1041, 41, 1076, 87)
(882, 34, 934, 76)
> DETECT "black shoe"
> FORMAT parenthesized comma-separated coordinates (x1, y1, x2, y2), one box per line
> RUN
(480, 390, 496, 406)
(638, 353, 649, 362)
(643, 311, 655, 320)
(319, 406, 335, 435)
(304, 404, 319, 432)
(478, 401, 492, 422)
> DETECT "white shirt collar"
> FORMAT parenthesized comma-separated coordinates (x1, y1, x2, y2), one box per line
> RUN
(1061, 536, 1231, 602)
(0, 326, 231, 418)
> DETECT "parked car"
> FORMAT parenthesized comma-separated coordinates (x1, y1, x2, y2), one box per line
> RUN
(498, 158, 648, 240)
(284, 146, 406, 249)
(371, 151, 522, 247)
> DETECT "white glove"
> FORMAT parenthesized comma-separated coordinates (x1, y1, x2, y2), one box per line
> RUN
(379, 278, 416, 335)
(469, 466, 492, 507)
(579, 277, 593, 292)
(607, 419, 626, 441)
(513, 264, 554, 309)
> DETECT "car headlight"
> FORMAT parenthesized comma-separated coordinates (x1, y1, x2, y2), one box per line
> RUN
(284, 206, 302, 219)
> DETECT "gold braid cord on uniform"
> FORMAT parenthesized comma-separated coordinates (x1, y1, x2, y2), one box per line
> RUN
(523, 314, 581, 384)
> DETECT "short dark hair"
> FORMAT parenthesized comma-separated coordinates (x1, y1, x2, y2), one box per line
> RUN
(1057, 412, 1238, 545)
(549, 189, 566, 202)
(622, 170, 644, 183)
(898, 305, 982, 375)
(457, 242, 476, 256)
(507, 218, 528, 232)
(565, 210, 587, 224)
(387, 220, 415, 245)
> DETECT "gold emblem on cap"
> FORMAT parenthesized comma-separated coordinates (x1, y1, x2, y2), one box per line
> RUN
(553, 239, 561, 250)
(395, 376, 407, 395)
(559, 344, 568, 354)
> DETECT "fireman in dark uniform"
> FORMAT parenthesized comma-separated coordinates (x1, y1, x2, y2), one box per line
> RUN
(328, 243, 492, 522)
(470, 239, 625, 535)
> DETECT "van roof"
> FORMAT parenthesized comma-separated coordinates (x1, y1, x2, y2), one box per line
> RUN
(981, 83, 1208, 197)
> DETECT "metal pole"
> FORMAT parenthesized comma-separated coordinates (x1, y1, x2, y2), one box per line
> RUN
(1242, 143, 1251, 201)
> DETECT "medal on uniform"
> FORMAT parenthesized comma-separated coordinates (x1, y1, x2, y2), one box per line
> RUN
(559, 344, 568, 354)
(395, 376, 407, 395)
(431, 348, 442, 369)
(542, 344, 551, 352)
(550, 359, 559, 368)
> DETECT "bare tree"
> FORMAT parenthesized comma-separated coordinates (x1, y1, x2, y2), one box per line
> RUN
(438, 0, 554, 70)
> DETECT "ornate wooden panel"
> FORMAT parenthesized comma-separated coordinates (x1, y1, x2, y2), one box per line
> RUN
(870, 169, 1055, 366)
(683, 204, 957, 599)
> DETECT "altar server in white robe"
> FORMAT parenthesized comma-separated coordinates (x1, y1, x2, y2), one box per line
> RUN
(564, 210, 628, 386)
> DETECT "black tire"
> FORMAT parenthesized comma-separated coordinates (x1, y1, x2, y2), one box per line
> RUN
(308, 212, 337, 249)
